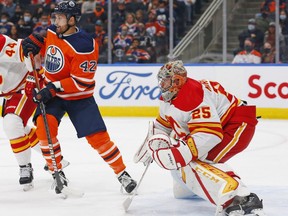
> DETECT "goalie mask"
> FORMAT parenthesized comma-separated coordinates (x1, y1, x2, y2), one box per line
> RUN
(157, 60, 187, 102)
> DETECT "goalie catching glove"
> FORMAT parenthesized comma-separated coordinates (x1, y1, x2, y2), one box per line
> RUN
(33, 82, 62, 103)
(147, 134, 195, 170)
(134, 121, 168, 166)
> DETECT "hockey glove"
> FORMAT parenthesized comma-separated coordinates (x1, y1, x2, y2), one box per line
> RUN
(24, 70, 44, 97)
(33, 82, 60, 104)
(147, 134, 195, 170)
(134, 121, 168, 166)
(22, 33, 44, 57)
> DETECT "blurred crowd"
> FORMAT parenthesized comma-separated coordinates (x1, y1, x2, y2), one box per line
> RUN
(2, 0, 288, 64)
(232, 0, 288, 64)
(0, 0, 210, 63)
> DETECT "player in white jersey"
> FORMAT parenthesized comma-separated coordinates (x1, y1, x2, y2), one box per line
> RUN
(0, 34, 68, 190)
(134, 60, 265, 216)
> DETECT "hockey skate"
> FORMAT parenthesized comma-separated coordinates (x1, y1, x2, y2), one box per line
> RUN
(52, 170, 68, 194)
(225, 193, 265, 216)
(19, 163, 34, 191)
(118, 171, 137, 194)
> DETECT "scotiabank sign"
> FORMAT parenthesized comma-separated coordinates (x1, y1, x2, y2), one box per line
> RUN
(249, 74, 288, 99)
(94, 65, 288, 108)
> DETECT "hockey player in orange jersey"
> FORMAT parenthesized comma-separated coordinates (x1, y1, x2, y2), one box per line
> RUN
(134, 60, 265, 215)
(21, 1, 137, 195)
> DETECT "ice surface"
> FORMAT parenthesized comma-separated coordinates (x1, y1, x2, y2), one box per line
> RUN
(0, 117, 287, 216)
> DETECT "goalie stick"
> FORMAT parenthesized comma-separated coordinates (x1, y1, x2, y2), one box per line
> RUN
(28, 53, 84, 198)
(123, 157, 153, 211)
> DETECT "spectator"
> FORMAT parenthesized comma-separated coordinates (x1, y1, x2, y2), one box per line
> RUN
(10, 4, 23, 24)
(137, 0, 150, 11)
(33, 13, 50, 37)
(43, 2, 56, 14)
(173, 0, 187, 42)
(148, 0, 160, 14)
(95, 0, 106, 8)
(145, 9, 167, 57)
(261, 41, 276, 63)
(91, 20, 108, 63)
(238, 18, 264, 52)
(137, 22, 157, 62)
(118, 12, 139, 37)
(145, 10, 166, 40)
(232, 38, 262, 63)
(113, 24, 133, 62)
(255, 7, 272, 33)
(9, 24, 18, 40)
(125, 37, 151, 63)
(92, 3, 107, 28)
(264, 21, 285, 49)
(124, 0, 141, 13)
(0, 12, 13, 35)
(1, 0, 16, 18)
(112, 1, 126, 33)
(135, 9, 147, 24)
(183, 0, 196, 26)
(17, 10, 35, 38)
(279, 9, 288, 44)
(260, 0, 286, 14)
(81, 0, 96, 14)
(32, 6, 45, 23)
(156, 0, 169, 25)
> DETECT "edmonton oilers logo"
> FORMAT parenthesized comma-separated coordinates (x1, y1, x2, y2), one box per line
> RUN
(44, 46, 64, 73)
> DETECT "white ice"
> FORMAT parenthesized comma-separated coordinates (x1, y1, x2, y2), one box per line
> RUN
(0, 117, 287, 216)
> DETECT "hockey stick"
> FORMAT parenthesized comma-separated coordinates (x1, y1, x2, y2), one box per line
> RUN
(28, 53, 84, 198)
(0, 91, 17, 97)
(123, 157, 153, 211)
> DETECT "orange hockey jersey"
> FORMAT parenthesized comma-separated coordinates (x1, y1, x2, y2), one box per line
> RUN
(41, 25, 99, 100)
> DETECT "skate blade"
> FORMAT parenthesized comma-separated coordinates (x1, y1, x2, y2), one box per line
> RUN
(251, 209, 266, 216)
(58, 185, 84, 199)
(61, 185, 84, 198)
(56, 192, 68, 199)
(227, 209, 266, 216)
(23, 182, 34, 191)
(123, 197, 132, 212)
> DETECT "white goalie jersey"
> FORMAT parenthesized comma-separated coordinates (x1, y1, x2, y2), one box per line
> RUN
(0, 34, 28, 94)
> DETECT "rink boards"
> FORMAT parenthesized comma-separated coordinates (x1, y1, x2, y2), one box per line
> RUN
(1, 64, 287, 119)
(95, 64, 288, 119)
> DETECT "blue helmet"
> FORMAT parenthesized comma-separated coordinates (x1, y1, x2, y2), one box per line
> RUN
(54, 1, 81, 22)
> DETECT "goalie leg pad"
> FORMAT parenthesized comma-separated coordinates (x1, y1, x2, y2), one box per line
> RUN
(177, 161, 244, 208)
(171, 169, 199, 199)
